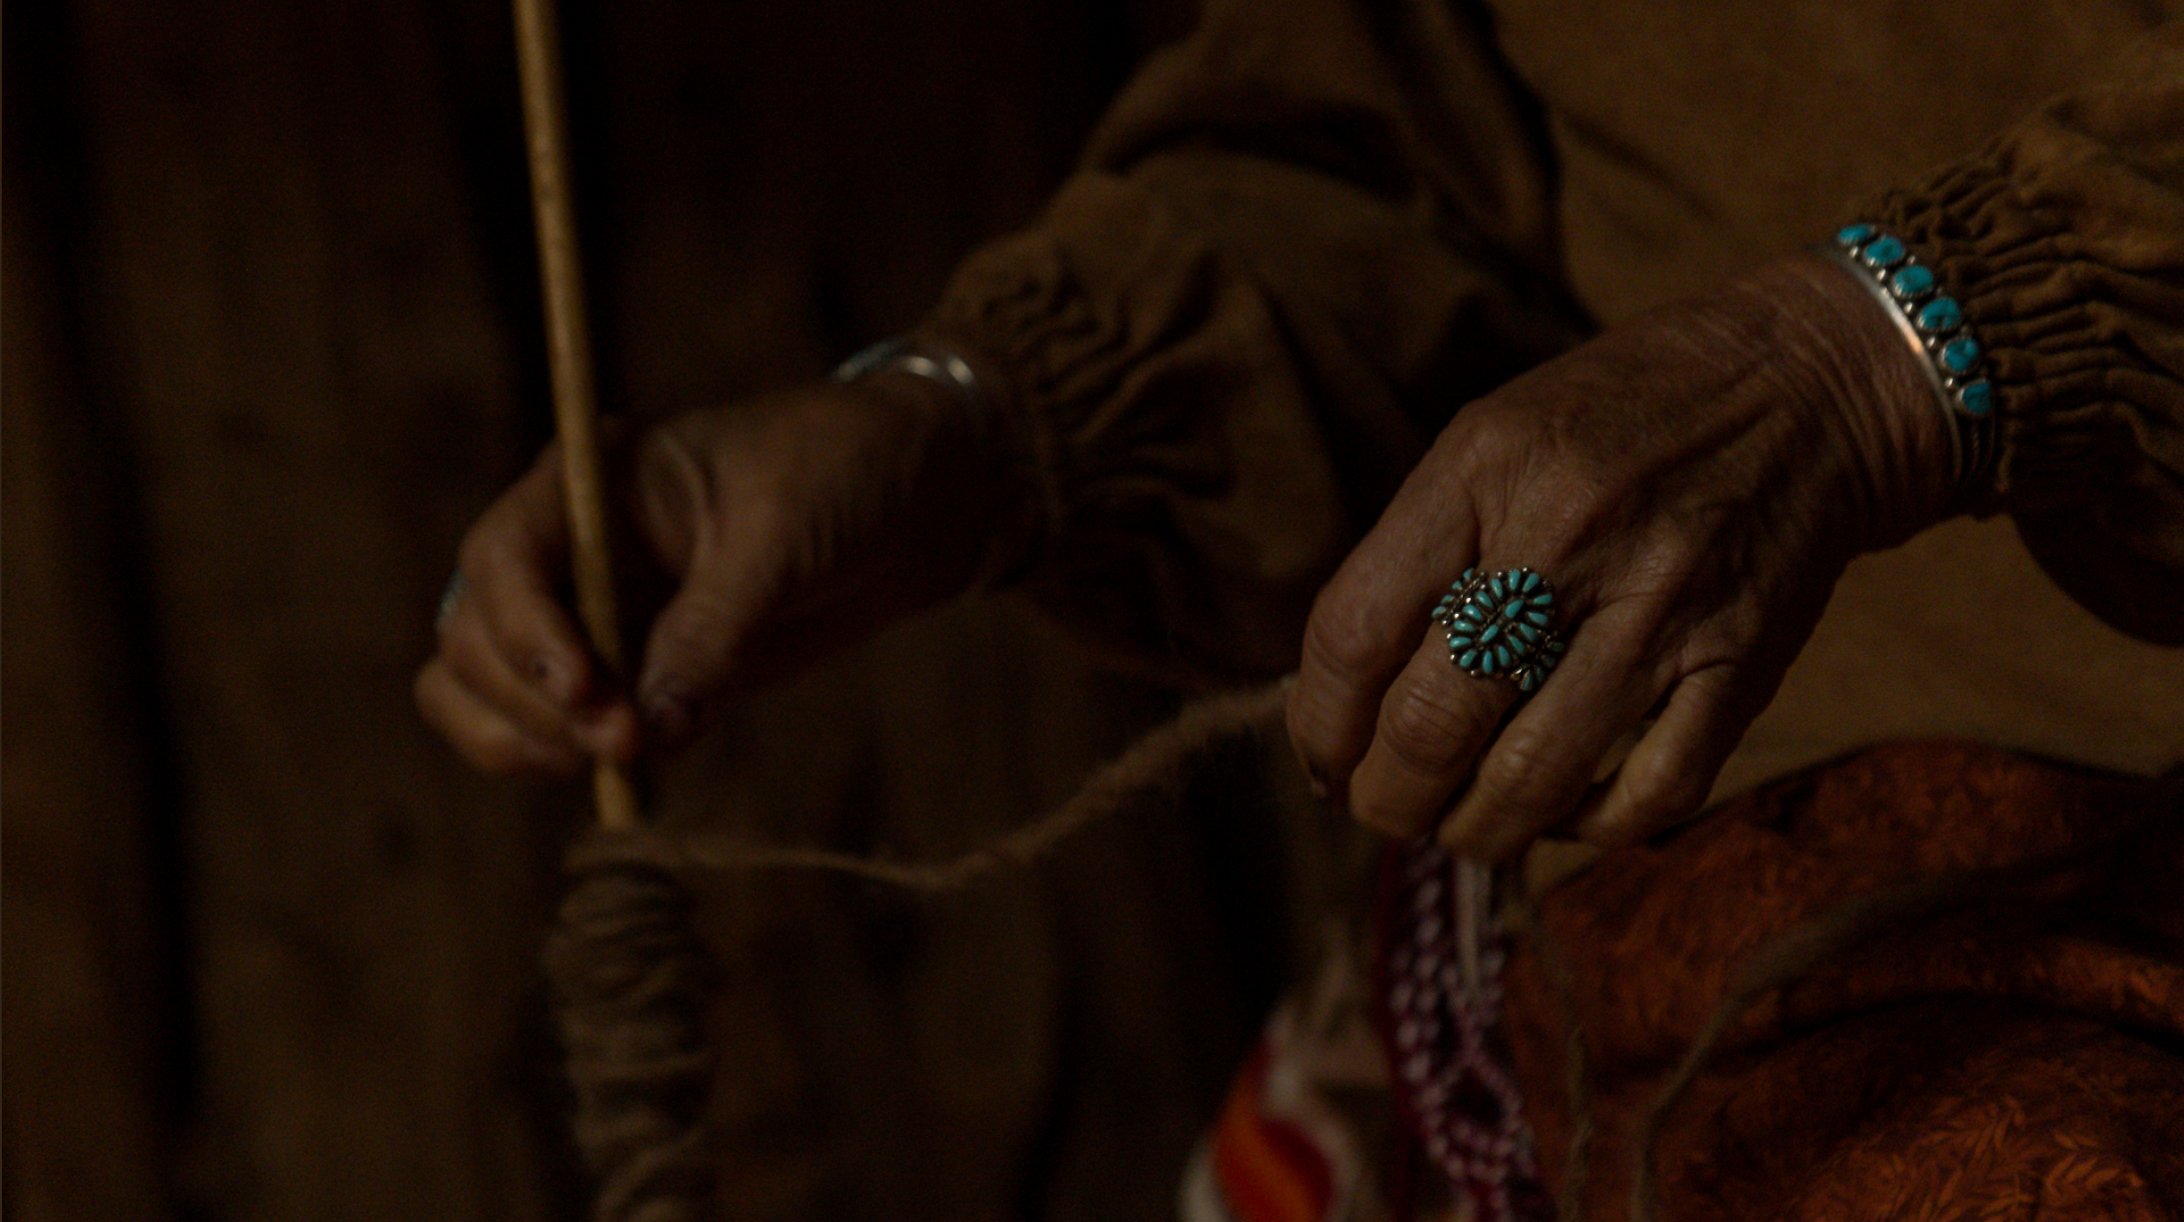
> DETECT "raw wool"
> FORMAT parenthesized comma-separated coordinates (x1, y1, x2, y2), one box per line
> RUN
(606, 678, 1295, 891)
(543, 677, 1290, 1220)
(545, 673, 2052, 1222)
(544, 862, 719, 1222)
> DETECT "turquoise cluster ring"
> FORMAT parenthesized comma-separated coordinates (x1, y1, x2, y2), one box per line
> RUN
(1823, 224, 1998, 492)
(1431, 566, 1568, 693)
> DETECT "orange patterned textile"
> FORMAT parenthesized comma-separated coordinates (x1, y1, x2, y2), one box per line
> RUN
(1500, 742, 2184, 1220)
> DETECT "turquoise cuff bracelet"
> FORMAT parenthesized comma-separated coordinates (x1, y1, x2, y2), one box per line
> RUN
(1822, 224, 1997, 495)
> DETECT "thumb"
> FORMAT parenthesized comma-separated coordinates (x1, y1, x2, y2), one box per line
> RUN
(632, 544, 778, 749)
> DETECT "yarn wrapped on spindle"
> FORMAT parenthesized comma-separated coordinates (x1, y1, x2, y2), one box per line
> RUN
(545, 857, 720, 1222)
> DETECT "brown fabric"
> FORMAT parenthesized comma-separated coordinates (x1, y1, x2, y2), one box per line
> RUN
(927, 0, 2184, 668)
(1501, 742, 2184, 1220)
(927, 0, 1592, 680)
(1712, 515, 2184, 811)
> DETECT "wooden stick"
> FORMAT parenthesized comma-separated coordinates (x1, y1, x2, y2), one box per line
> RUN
(512, 0, 640, 832)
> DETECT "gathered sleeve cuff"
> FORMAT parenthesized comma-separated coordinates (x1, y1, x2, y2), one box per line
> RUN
(919, 0, 1589, 681)
(1868, 24, 2184, 642)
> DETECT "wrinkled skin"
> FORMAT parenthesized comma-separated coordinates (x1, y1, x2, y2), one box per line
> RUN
(418, 252, 1947, 860)
(1287, 253, 1950, 857)
(415, 370, 1015, 775)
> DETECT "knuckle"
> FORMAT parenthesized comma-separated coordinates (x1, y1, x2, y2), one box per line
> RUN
(1620, 756, 1708, 830)
(1704, 601, 1768, 660)
(1475, 728, 1566, 819)
(1549, 462, 1617, 525)
(1446, 410, 1525, 471)
(660, 588, 739, 650)
(1377, 680, 1485, 777)
(1627, 537, 1705, 602)
(1301, 596, 1397, 684)
(454, 519, 507, 575)
(1527, 472, 1619, 567)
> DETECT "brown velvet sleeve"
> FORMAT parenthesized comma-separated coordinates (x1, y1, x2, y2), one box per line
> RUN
(921, 0, 1589, 682)
(1871, 25, 2184, 644)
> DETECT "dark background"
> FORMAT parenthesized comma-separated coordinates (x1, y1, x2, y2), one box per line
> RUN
(2, 0, 1361, 1216)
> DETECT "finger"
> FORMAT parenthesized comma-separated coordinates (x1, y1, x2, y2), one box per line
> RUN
(414, 659, 585, 777)
(1570, 665, 1750, 848)
(1288, 494, 1478, 799)
(633, 543, 779, 746)
(464, 566, 643, 761)
(1346, 626, 1521, 839)
(1438, 618, 1666, 861)
(440, 604, 640, 763)
(457, 455, 597, 707)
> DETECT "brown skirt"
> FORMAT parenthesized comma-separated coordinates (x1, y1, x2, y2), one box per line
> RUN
(1503, 742, 2184, 1221)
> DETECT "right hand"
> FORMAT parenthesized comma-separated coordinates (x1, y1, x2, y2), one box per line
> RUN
(415, 370, 1023, 776)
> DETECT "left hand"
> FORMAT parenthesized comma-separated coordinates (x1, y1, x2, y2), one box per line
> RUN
(1287, 252, 1955, 860)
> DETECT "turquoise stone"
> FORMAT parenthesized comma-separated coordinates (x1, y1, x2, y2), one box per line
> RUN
(1836, 223, 1876, 245)
(1460, 567, 1476, 583)
(1958, 380, 1995, 417)
(1479, 651, 1498, 675)
(1515, 622, 1541, 643)
(1916, 297, 1962, 334)
(1861, 236, 1906, 268)
(1457, 648, 1479, 669)
(1462, 603, 1487, 622)
(1519, 672, 1541, 692)
(1519, 570, 1542, 592)
(1494, 644, 1513, 669)
(1890, 264, 1935, 298)
(1489, 574, 1507, 600)
(1525, 609, 1551, 627)
(1941, 337, 1982, 374)
(1480, 624, 1501, 644)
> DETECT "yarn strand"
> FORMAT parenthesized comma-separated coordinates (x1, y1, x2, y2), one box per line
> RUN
(591, 679, 1292, 892)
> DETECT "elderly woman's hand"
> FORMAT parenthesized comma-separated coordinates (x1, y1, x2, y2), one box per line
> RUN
(416, 370, 1018, 776)
(1287, 253, 1953, 860)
